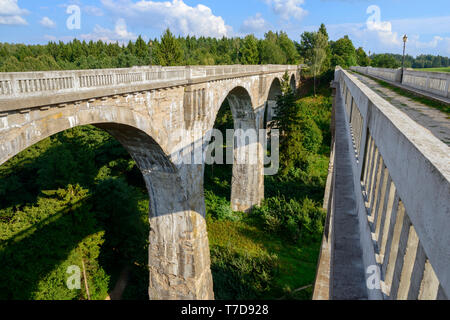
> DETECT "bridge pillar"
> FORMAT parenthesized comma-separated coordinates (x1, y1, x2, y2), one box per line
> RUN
(145, 164, 214, 300)
(96, 123, 214, 300)
(266, 100, 277, 123)
(228, 96, 265, 212)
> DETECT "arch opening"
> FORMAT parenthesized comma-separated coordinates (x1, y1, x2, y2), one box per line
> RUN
(265, 78, 282, 128)
(290, 74, 297, 94)
(0, 124, 152, 300)
(205, 86, 263, 214)
(0, 111, 214, 300)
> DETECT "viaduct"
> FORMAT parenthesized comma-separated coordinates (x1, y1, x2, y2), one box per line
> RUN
(1, 64, 448, 300)
(0, 64, 299, 300)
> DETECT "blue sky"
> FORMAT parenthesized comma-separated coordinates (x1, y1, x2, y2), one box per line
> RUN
(0, 0, 449, 57)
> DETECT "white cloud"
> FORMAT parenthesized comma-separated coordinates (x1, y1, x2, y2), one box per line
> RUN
(365, 5, 400, 47)
(265, 0, 307, 21)
(79, 18, 137, 44)
(241, 13, 270, 34)
(296, 18, 449, 56)
(100, 0, 231, 37)
(40, 16, 56, 28)
(84, 5, 103, 16)
(0, 0, 28, 25)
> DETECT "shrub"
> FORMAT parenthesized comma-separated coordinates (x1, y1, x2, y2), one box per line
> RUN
(210, 245, 279, 300)
(252, 197, 325, 243)
(205, 190, 240, 221)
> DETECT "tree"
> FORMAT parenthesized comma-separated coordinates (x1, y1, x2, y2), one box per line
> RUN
(259, 32, 285, 65)
(356, 47, 370, 66)
(301, 31, 328, 96)
(277, 31, 299, 64)
(134, 35, 149, 62)
(240, 35, 259, 65)
(370, 54, 400, 68)
(330, 35, 357, 68)
(154, 28, 183, 66)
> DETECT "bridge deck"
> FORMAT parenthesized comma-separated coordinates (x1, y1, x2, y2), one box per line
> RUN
(350, 71, 450, 146)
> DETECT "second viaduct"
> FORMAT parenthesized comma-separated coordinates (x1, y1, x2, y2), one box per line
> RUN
(0, 64, 300, 300)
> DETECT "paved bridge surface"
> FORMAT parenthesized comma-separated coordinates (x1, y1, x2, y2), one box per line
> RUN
(313, 67, 450, 300)
(349, 71, 450, 146)
(0, 64, 299, 300)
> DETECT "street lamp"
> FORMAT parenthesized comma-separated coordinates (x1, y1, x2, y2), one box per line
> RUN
(401, 34, 408, 82)
(149, 40, 153, 66)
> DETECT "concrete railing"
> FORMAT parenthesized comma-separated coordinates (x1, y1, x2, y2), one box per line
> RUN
(350, 66, 450, 99)
(0, 64, 297, 100)
(320, 66, 450, 300)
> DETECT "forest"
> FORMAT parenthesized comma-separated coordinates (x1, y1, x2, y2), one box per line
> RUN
(0, 25, 363, 299)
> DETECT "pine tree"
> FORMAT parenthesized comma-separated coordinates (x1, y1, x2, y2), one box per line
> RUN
(240, 35, 259, 65)
(154, 28, 183, 66)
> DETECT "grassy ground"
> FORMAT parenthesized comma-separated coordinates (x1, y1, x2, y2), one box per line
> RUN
(207, 216, 320, 300)
(414, 67, 450, 73)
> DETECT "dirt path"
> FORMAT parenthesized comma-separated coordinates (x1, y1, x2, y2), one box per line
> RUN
(105, 266, 130, 300)
(350, 72, 450, 146)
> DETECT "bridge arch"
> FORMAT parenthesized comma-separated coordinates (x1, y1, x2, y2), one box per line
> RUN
(290, 74, 297, 93)
(208, 85, 264, 212)
(264, 77, 282, 127)
(0, 104, 214, 300)
(0, 65, 300, 300)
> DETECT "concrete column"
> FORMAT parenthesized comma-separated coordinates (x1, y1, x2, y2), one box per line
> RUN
(266, 100, 277, 123)
(96, 123, 214, 300)
(227, 95, 264, 212)
(145, 164, 214, 300)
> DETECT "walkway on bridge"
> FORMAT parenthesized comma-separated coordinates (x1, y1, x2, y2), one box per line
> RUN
(350, 71, 450, 146)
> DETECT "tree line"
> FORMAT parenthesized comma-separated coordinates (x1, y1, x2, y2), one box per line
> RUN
(0, 29, 300, 72)
(367, 53, 450, 69)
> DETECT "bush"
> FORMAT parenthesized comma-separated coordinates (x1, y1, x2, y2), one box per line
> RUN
(210, 245, 279, 300)
(251, 197, 325, 243)
(205, 190, 241, 221)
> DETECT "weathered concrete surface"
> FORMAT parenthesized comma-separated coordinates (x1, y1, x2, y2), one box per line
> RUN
(0, 65, 299, 300)
(329, 81, 369, 300)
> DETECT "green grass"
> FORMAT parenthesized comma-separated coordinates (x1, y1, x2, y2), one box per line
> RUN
(207, 216, 320, 300)
(414, 67, 450, 73)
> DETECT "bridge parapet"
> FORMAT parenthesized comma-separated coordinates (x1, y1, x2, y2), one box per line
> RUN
(315, 66, 450, 300)
(350, 66, 450, 100)
(0, 64, 297, 101)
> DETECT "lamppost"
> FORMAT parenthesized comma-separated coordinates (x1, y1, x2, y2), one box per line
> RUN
(401, 34, 408, 83)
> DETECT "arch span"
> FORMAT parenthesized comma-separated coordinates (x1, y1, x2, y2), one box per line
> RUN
(290, 74, 297, 93)
(208, 86, 264, 212)
(265, 77, 282, 126)
(0, 105, 214, 300)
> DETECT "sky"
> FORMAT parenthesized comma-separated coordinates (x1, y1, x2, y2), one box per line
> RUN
(0, 0, 449, 57)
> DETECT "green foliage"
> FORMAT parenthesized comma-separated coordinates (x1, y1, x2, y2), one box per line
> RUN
(367, 53, 449, 69)
(153, 29, 183, 66)
(356, 47, 370, 66)
(240, 35, 259, 65)
(251, 197, 325, 243)
(205, 190, 241, 222)
(0, 28, 304, 71)
(330, 35, 357, 68)
(210, 245, 279, 300)
(370, 53, 401, 68)
(0, 126, 149, 300)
